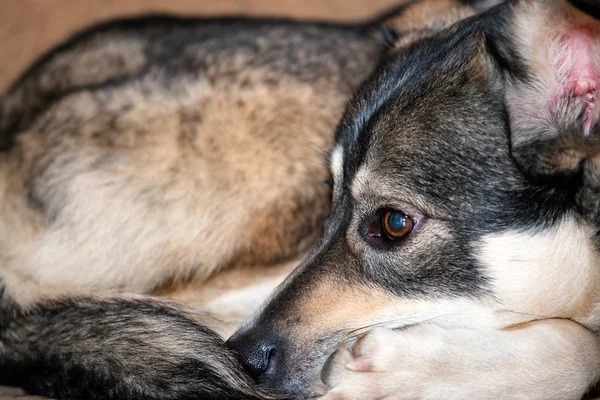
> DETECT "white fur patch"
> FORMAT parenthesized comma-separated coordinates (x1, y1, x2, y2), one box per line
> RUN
(477, 216, 600, 327)
(350, 164, 370, 199)
(321, 320, 600, 400)
(329, 146, 343, 184)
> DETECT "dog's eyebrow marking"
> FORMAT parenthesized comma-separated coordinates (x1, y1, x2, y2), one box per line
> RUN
(330, 146, 344, 183)
(351, 164, 371, 199)
(349, 161, 436, 217)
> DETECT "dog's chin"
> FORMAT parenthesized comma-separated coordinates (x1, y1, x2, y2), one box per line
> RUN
(260, 377, 313, 398)
(257, 354, 328, 398)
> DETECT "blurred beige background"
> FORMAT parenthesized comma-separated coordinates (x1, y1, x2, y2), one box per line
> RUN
(0, 0, 399, 93)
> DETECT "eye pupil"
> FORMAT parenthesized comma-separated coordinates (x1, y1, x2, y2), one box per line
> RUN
(381, 210, 414, 239)
(388, 212, 407, 230)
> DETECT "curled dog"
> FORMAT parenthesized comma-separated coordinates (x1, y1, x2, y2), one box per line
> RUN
(2, 0, 600, 399)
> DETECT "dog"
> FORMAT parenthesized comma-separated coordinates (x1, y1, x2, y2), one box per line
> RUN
(229, 0, 600, 398)
(2, 0, 600, 399)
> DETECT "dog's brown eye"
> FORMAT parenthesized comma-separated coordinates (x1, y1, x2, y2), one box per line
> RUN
(381, 210, 414, 239)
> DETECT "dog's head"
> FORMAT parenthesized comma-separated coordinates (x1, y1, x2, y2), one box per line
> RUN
(228, 0, 600, 396)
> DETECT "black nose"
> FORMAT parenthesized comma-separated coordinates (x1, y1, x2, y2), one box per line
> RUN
(226, 326, 279, 380)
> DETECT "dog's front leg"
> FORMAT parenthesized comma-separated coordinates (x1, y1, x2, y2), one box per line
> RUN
(320, 319, 600, 400)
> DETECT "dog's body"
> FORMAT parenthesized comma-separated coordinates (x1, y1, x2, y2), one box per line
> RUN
(0, 15, 382, 309)
(3, 0, 600, 399)
(0, 10, 391, 399)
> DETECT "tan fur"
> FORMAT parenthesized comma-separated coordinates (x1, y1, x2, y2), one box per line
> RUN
(386, 0, 475, 32)
(0, 70, 343, 306)
(274, 281, 400, 341)
(385, 0, 477, 50)
(39, 38, 147, 90)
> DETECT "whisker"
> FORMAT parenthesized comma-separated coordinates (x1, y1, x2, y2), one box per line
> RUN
(280, 136, 330, 157)
(335, 308, 560, 347)
(495, 308, 554, 320)
(296, 157, 330, 170)
(342, 312, 472, 341)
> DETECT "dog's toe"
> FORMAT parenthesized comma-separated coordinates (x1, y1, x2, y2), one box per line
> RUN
(317, 325, 453, 399)
(319, 328, 399, 399)
(321, 342, 354, 387)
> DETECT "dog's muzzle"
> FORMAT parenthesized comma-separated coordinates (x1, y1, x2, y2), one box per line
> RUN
(227, 325, 282, 387)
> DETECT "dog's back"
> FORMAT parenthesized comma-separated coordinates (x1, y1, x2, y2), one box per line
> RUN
(0, 16, 383, 307)
(0, 11, 391, 399)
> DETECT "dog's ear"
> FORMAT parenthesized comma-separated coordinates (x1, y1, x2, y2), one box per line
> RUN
(495, 0, 600, 179)
(376, 0, 503, 50)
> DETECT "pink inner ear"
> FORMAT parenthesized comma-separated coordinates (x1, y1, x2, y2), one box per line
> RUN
(554, 23, 599, 136)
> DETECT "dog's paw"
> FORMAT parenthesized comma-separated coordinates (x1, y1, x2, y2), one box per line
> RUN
(319, 325, 451, 400)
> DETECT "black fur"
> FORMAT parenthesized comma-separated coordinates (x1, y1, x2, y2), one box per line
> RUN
(0, 298, 279, 399)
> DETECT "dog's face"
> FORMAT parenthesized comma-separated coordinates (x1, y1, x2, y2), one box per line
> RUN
(228, 0, 600, 396)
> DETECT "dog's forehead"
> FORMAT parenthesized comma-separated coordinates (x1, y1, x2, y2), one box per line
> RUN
(335, 31, 487, 178)
(331, 46, 563, 231)
(338, 81, 501, 214)
(327, 16, 580, 234)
